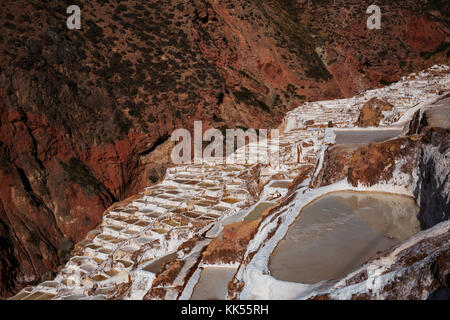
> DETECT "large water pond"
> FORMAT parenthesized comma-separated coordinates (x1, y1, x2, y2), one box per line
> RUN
(269, 191, 420, 284)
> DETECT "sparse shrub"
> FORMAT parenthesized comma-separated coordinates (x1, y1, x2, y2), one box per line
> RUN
(233, 87, 271, 113)
(85, 20, 104, 43)
(60, 157, 103, 195)
(4, 22, 16, 30)
(113, 109, 132, 135)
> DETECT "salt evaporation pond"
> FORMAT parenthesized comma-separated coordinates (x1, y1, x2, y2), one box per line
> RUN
(269, 191, 421, 284)
(334, 129, 402, 145)
(190, 266, 238, 300)
(244, 202, 275, 222)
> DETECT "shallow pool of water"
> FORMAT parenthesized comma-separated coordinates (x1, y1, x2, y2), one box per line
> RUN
(269, 181, 291, 189)
(335, 130, 402, 145)
(190, 267, 237, 300)
(269, 192, 420, 284)
(244, 202, 275, 222)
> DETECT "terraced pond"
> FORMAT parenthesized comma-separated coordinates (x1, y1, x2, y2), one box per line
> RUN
(244, 202, 275, 222)
(190, 266, 238, 300)
(269, 191, 421, 284)
(334, 129, 402, 145)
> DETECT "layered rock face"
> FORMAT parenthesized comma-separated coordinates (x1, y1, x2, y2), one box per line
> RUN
(310, 136, 420, 189)
(354, 98, 394, 127)
(411, 103, 450, 229)
(415, 128, 449, 228)
(0, 0, 448, 298)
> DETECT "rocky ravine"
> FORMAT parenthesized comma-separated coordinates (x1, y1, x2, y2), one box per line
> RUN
(8, 65, 449, 300)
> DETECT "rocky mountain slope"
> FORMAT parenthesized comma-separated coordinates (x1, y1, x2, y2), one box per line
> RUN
(0, 0, 449, 298)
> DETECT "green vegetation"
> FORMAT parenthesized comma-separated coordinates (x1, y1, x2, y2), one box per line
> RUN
(286, 83, 297, 94)
(272, 94, 283, 108)
(113, 109, 132, 136)
(85, 20, 104, 43)
(305, 64, 333, 81)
